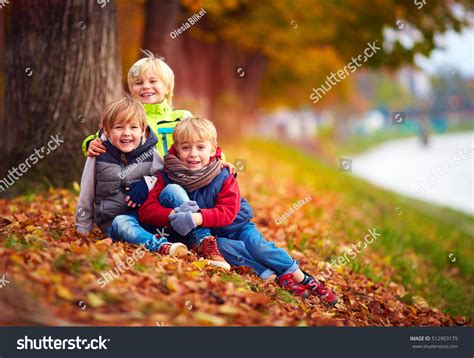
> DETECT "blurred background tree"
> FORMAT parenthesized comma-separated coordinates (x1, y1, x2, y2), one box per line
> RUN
(0, 0, 472, 189)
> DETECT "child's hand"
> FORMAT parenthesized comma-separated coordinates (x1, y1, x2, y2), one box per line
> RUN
(126, 179, 149, 207)
(220, 160, 236, 175)
(174, 200, 199, 213)
(169, 211, 197, 236)
(87, 138, 106, 157)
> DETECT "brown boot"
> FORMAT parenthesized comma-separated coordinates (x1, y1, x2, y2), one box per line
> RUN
(196, 236, 230, 270)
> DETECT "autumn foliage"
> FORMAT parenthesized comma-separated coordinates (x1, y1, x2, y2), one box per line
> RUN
(0, 141, 470, 326)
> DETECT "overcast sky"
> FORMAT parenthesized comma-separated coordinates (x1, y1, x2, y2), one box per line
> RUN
(416, 28, 474, 78)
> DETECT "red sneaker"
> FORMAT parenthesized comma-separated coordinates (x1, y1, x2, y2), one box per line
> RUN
(301, 272, 338, 305)
(277, 273, 310, 298)
(196, 236, 231, 270)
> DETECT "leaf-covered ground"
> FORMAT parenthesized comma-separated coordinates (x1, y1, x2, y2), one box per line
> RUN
(0, 140, 472, 326)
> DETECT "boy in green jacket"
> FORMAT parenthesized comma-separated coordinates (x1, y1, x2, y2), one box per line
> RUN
(82, 50, 192, 158)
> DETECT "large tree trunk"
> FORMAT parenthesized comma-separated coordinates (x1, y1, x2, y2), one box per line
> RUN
(0, 0, 121, 194)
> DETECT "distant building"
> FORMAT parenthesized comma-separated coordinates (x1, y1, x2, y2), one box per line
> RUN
(258, 109, 318, 140)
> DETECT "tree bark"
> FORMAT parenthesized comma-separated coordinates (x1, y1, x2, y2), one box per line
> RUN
(1, 0, 122, 193)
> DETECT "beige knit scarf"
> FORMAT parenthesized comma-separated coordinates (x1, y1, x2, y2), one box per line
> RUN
(163, 153, 221, 192)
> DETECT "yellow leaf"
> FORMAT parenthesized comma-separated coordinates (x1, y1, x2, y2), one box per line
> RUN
(87, 292, 105, 308)
(25, 225, 36, 233)
(194, 312, 226, 325)
(187, 271, 201, 278)
(412, 296, 430, 309)
(217, 305, 240, 316)
(192, 260, 208, 270)
(166, 276, 178, 292)
(32, 229, 44, 237)
(51, 274, 62, 284)
(9, 254, 24, 265)
(321, 312, 336, 318)
(72, 181, 80, 192)
(56, 285, 74, 300)
(70, 244, 86, 254)
(95, 238, 113, 247)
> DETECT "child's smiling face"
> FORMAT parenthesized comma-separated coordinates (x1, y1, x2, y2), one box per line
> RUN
(104, 120, 144, 153)
(130, 72, 167, 104)
(176, 139, 217, 170)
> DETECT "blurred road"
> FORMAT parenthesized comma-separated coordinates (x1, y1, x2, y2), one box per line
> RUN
(351, 132, 474, 215)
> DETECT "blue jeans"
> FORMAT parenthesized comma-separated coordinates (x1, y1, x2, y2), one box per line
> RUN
(159, 184, 211, 249)
(107, 211, 169, 251)
(216, 222, 299, 280)
(161, 184, 299, 280)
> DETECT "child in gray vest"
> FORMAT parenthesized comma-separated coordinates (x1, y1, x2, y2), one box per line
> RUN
(75, 95, 187, 257)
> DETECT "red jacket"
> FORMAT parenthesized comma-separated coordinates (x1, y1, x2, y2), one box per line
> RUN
(138, 146, 241, 228)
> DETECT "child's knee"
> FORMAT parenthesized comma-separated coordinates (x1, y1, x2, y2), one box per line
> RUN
(246, 237, 277, 256)
(111, 215, 141, 241)
(217, 237, 244, 256)
(159, 184, 189, 206)
(111, 215, 128, 228)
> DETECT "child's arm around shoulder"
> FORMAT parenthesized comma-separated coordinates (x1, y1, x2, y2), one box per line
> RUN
(199, 173, 240, 227)
(76, 157, 96, 235)
(82, 131, 103, 157)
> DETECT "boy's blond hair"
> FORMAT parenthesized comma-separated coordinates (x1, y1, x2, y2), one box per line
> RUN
(101, 95, 147, 133)
(127, 49, 175, 105)
(173, 117, 217, 146)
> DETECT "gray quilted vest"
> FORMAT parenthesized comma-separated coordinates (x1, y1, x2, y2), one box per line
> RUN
(94, 128, 158, 232)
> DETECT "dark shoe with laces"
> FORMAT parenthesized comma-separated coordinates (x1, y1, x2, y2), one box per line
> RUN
(301, 272, 338, 305)
(196, 236, 230, 270)
(277, 273, 310, 298)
